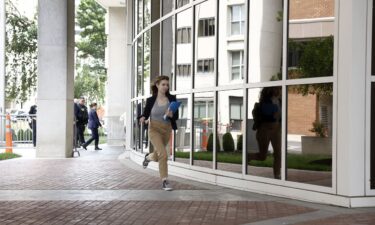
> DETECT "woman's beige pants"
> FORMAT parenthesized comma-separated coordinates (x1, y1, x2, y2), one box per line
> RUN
(148, 120, 172, 179)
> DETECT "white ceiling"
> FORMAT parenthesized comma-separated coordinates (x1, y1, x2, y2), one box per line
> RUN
(96, 0, 126, 8)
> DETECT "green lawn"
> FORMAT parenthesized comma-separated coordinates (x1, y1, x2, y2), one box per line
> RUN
(0, 153, 21, 161)
(175, 151, 331, 171)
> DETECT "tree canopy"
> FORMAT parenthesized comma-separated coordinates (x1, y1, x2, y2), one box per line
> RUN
(75, 0, 107, 104)
(5, 0, 37, 104)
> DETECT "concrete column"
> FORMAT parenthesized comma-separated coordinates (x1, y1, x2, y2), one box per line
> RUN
(336, 0, 367, 196)
(105, 8, 127, 146)
(37, 0, 75, 158)
(125, 0, 133, 150)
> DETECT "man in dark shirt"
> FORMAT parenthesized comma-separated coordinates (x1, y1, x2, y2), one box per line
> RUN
(74, 97, 88, 147)
(29, 103, 37, 147)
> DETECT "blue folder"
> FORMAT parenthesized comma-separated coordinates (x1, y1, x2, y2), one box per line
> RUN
(163, 101, 181, 120)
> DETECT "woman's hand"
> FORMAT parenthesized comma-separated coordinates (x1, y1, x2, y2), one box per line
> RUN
(139, 116, 145, 125)
(165, 110, 173, 118)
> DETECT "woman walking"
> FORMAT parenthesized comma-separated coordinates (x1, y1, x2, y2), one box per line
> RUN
(138, 75, 179, 191)
(82, 103, 102, 151)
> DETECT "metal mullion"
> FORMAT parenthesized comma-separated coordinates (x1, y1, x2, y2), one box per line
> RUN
(191, 93, 195, 166)
(159, 0, 163, 75)
(213, 0, 219, 170)
(242, 0, 250, 176)
(174, 13, 177, 91)
(366, 0, 375, 195)
(281, 0, 289, 181)
(332, 0, 340, 194)
(190, 4, 196, 167)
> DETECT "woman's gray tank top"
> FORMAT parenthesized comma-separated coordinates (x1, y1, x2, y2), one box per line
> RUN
(151, 100, 170, 124)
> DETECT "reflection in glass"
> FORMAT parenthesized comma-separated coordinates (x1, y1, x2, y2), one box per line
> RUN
(161, 16, 175, 89)
(144, 0, 151, 28)
(371, 83, 375, 189)
(144, 30, 151, 96)
(137, 0, 143, 33)
(141, 99, 149, 153)
(248, 0, 283, 82)
(162, 0, 174, 15)
(175, 94, 191, 164)
(137, 37, 143, 96)
(287, 0, 334, 79)
(287, 83, 333, 187)
(176, 9, 193, 91)
(247, 87, 282, 179)
(195, 0, 216, 89)
(193, 92, 214, 169)
(217, 90, 244, 174)
(177, 0, 190, 8)
(151, 25, 161, 84)
(133, 101, 142, 151)
(231, 5, 245, 35)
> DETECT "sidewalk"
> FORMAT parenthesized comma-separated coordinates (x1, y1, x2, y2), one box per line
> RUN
(0, 145, 374, 225)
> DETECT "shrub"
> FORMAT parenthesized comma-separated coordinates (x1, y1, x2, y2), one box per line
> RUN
(16, 129, 25, 141)
(222, 132, 235, 152)
(236, 134, 243, 151)
(207, 133, 220, 152)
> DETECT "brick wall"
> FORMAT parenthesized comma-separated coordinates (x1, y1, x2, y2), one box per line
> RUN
(287, 92, 317, 136)
(289, 0, 335, 20)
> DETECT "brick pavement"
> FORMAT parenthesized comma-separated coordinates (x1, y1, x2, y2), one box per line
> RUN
(0, 156, 199, 191)
(0, 201, 315, 225)
(0, 146, 375, 225)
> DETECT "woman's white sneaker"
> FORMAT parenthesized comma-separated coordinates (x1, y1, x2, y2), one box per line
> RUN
(162, 180, 173, 191)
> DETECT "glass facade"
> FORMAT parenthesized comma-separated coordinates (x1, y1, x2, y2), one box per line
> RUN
(131, 0, 336, 189)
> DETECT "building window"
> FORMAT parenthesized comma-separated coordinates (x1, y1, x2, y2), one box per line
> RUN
(231, 51, 244, 80)
(198, 18, 215, 37)
(177, 0, 189, 8)
(197, 59, 214, 73)
(231, 5, 245, 35)
(177, 27, 191, 44)
(177, 64, 191, 76)
(229, 97, 243, 131)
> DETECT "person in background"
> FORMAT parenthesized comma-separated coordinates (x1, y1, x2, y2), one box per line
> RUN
(29, 101, 37, 147)
(74, 97, 88, 148)
(82, 103, 102, 150)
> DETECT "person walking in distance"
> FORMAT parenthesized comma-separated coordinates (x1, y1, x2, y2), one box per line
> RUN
(74, 97, 89, 148)
(29, 101, 37, 147)
(82, 103, 102, 150)
(138, 75, 179, 191)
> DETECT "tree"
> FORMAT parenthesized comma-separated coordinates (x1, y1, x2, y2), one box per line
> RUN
(75, 0, 107, 104)
(5, 0, 37, 104)
(288, 36, 334, 96)
(74, 65, 106, 104)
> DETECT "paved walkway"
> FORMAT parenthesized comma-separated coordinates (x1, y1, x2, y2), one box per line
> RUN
(0, 146, 375, 225)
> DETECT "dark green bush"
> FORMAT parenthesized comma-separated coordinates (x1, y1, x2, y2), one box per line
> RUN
(222, 132, 235, 152)
(236, 134, 243, 151)
(207, 133, 220, 152)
